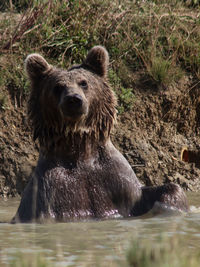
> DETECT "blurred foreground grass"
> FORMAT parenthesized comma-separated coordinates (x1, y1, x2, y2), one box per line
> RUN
(5, 234, 200, 267)
(127, 235, 200, 267)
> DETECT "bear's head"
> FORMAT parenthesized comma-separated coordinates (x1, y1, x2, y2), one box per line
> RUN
(25, 46, 117, 150)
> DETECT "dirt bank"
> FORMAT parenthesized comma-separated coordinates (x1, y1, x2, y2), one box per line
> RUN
(1, 72, 200, 197)
(114, 73, 200, 192)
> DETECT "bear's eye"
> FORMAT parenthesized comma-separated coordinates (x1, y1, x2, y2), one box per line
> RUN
(78, 80, 88, 90)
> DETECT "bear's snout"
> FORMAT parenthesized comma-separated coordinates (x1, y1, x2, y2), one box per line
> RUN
(65, 94, 83, 109)
(59, 93, 88, 119)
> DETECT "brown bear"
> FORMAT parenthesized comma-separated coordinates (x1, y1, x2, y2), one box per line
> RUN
(12, 46, 188, 223)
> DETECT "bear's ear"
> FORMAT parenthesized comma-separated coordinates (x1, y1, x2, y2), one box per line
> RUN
(25, 53, 51, 80)
(83, 46, 109, 78)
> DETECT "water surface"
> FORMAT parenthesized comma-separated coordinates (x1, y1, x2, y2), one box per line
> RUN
(0, 193, 199, 266)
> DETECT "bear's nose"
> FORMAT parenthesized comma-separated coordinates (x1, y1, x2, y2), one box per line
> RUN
(65, 94, 83, 108)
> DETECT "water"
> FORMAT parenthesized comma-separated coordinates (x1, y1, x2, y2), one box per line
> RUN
(0, 193, 200, 266)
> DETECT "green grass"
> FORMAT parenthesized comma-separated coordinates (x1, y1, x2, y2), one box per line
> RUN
(127, 235, 200, 267)
(0, 0, 200, 110)
(148, 57, 183, 88)
(9, 252, 52, 267)
(109, 69, 134, 114)
(0, 56, 29, 107)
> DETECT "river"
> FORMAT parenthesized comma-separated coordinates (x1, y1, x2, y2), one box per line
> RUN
(0, 192, 199, 266)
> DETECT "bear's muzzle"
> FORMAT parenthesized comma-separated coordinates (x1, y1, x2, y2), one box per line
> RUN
(59, 93, 88, 120)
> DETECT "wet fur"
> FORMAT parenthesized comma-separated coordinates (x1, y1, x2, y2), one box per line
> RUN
(12, 46, 188, 223)
(28, 68, 116, 151)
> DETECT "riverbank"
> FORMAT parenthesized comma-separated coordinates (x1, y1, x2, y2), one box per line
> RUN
(0, 0, 200, 196)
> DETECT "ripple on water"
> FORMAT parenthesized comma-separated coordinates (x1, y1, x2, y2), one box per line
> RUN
(189, 205, 200, 213)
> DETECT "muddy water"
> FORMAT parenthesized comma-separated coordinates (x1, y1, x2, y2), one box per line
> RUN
(0, 193, 200, 266)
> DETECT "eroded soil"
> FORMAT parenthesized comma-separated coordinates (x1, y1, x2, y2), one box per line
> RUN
(114, 74, 200, 192)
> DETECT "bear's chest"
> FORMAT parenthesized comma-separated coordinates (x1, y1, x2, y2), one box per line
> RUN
(38, 164, 120, 220)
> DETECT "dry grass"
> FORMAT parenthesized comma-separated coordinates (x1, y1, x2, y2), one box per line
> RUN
(0, 0, 199, 109)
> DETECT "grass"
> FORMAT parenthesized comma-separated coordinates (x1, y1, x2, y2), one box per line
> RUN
(0, 0, 200, 112)
(0, 56, 29, 107)
(109, 69, 134, 114)
(149, 57, 183, 89)
(4, 234, 200, 267)
(126, 235, 200, 267)
(9, 252, 52, 267)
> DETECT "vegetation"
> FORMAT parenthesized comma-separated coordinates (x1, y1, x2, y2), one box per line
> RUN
(9, 252, 52, 267)
(127, 235, 200, 267)
(5, 234, 200, 266)
(108, 69, 134, 113)
(0, 0, 200, 111)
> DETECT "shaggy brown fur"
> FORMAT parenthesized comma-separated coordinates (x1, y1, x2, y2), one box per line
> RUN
(27, 47, 116, 152)
(12, 46, 188, 223)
